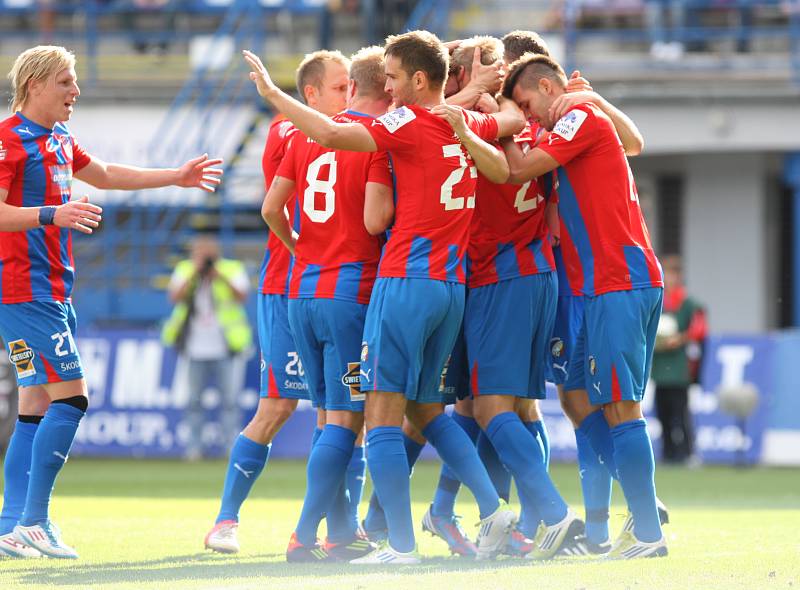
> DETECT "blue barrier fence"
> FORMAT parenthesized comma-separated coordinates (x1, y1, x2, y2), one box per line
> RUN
(69, 328, 800, 466)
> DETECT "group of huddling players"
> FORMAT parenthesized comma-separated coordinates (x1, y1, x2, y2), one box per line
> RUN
(0, 28, 669, 565)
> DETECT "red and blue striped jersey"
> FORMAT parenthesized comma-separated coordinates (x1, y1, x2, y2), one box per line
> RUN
(277, 111, 392, 304)
(467, 124, 556, 288)
(259, 116, 300, 295)
(0, 113, 92, 304)
(538, 103, 662, 297)
(365, 105, 498, 283)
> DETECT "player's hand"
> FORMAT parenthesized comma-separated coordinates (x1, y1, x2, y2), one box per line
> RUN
(548, 90, 600, 124)
(566, 70, 592, 93)
(243, 50, 278, 98)
(54, 196, 103, 234)
(470, 47, 504, 95)
(475, 92, 499, 114)
(443, 39, 463, 54)
(176, 154, 224, 193)
(431, 104, 468, 138)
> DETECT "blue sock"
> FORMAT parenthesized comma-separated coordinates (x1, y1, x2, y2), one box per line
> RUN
(612, 419, 662, 543)
(326, 480, 356, 544)
(20, 403, 84, 526)
(345, 446, 366, 530)
(295, 425, 356, 546)
(477, 432, 511, 501)
(575, 429, 611, 544)
(216, 434, 271, 523)
(423, 414, 499, 520)
(431, 413, 480, 518)
(485, 412, 567, 526)
(578, 410, 618, 480)
(366, 426, 415, 552)
(527, 420, 550, 470)
(0, 421, 38, 535)
(363, 433, 424, 533)
(516, 425, 546, 538)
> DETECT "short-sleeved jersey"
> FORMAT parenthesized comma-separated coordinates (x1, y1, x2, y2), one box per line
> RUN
(0, 113, 92, 304)
(365, 104, 498, 283)
(467, 124, 556, 288)
(538, 103, 662, 296)
(258, 116, 300, 295)
(277, 111, 392, 304)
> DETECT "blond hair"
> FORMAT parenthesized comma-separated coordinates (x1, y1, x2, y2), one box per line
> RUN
(8, 45, 76, 113)
(450, 36, 503, 73)
(295, 50, 350, 104)
(349, 45, 388, 100)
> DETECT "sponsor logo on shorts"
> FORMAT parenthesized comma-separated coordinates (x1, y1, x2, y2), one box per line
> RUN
(360, 342, 369, 363)
(439, 354, 452, 392)
(260, 354, 266, 373)
(8, 339, 36, 379)
(342, 362, 365, 401)
(589, 356, 597, 376)
(550, 337, 564, 358)
(283, 379, 308, 391)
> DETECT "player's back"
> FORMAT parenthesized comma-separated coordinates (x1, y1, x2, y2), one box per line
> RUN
(259, 116, 298, 296)
(468, 125, 555, 287)
(281, 111, 390, 304)
(539, 102, 661, 296)
(366, 105, 498, 283)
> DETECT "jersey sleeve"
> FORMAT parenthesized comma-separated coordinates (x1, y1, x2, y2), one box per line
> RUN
(366, 151, 393, 187)
(275, 134, 300, 183)
(71, 136, 92, 172)
(365, 107, 418, 153)
(0, 135, 20, 192)
(537, 105, 598, 166)
(463, 109, 499, 142)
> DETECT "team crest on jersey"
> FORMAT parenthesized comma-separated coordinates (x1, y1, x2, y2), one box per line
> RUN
(342, 362, 365, 401)
(551, 109, 588, 142)
(550, 338, 565, 359)
(374, 106, 416, 134)
(360, 342, 369, 363)
(589, 355, 597, 376)
(8, 339, 36, 379)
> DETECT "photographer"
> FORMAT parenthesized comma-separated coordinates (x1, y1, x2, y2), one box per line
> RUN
(163, 235, 252, 460)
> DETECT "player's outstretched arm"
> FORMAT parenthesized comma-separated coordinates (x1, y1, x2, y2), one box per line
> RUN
(501, 138, 560, 184)
(364, 181, 394, 235)
(243, 50, 377, 152)
(261, 175, 297, 255)
(0, 189, 102, 234)
(549, 90, 644, 156)
(74, 154, 223, 192)
(490, 97, 527, 139)
(432, 104, 509, 184)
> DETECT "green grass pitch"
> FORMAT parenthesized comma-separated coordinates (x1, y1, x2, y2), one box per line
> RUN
(1, 459, 798, 589)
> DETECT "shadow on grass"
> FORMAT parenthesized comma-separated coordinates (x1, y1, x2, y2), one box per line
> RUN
(12, 552, 550, 585)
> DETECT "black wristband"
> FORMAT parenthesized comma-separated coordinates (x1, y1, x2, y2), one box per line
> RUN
(38, 206, 57, 226)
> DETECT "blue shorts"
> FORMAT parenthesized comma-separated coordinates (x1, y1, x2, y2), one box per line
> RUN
(464, 273, 557, 399)
(288, 298, 366, 412)
(440, 328, 470, 406)
(0, 301, 83, 387)
(547, 295, 586, 391)
(257, 293, 309, 401)
(583, 287, 663, 405)
(361, 277, 465, 403)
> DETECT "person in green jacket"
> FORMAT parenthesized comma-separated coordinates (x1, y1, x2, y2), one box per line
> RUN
(652, 255, 707, 465)
(164, 235, 252, 460)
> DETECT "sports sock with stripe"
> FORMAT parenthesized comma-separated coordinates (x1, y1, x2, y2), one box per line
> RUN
(366, 426, 415, 552)
(295, 424, 356, 547)
(477, 431, 511, 502)
(20, 401, 84, 526)
(0, 419, 39, 535)
(431, 412, 480, 518)
(578, 409, 619, 479)
(326, 480, 356, 544)
(575, 428, 612, 544)
(423, 414, 499, 520)
(612, 419, 662, 543)
(485, 412, 567, 526)
(516, 424, 546, 538)
(363, 433, 424, 534)
(526, 420, 550, 470)
(345, 445, 366, 530)
(216, 434, 271, 523)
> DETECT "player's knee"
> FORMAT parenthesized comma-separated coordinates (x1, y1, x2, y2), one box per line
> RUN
(602, 400, 643, 427)
(52, 394, 89, 413)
